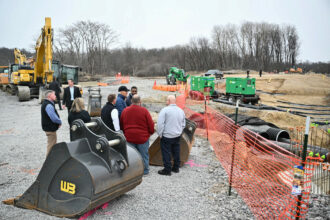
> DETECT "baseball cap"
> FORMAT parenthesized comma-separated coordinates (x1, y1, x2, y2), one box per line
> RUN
(118, 86, 129, 92)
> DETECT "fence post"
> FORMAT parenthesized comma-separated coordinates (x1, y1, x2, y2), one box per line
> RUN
(295, 116, 310, 220)
(204, 96, 208, 141)
(228, 100, 239, 196)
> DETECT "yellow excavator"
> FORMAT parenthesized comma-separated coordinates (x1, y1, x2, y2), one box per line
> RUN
(0, 66, 9, 90)
(8, 17, 54, 101)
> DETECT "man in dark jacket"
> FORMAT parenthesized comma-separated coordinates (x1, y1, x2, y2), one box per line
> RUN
(126, 86, 137, 106)
(116, 86, 129, 118)
(62, 79, 81, 113)
(49, 77, 62, 110)
(41, 90, 62, 154)
(101, 94, 120, 131)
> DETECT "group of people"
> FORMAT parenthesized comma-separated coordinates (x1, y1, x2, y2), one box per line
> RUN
(42, 81, 186, 176)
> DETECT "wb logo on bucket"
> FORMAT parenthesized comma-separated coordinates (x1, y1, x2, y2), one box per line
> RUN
(60, 180, 76, 194)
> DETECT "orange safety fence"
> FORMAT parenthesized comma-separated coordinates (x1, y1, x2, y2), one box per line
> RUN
(97, 75, 130, 87)
(120, 76, 130, 84)
(152, 80, 188, 92)
(115, 73, 130, 84)
(97, 82, 108, 87)
(175, 93, 317, 219)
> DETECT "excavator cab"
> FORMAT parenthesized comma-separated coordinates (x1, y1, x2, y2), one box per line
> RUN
(52, 61, 79, 85)
(51, 61, 83, 98)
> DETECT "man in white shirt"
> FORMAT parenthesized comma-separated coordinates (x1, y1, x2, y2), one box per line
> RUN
(157, 95, 186, 175)
(62, 79, 81, 113)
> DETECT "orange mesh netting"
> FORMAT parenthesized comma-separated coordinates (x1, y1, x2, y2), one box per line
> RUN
(152, 80, 188, 92)
(115, 73, 130, 84)
(175, 93, 316, 219)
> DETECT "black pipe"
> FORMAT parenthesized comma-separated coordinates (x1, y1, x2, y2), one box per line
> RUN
(241, 125, 290, 142)
(266, 127, 290, 142)
(277, 100, 330, 108)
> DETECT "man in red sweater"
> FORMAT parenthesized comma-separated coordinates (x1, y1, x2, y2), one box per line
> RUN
(120, 95, 155, 175)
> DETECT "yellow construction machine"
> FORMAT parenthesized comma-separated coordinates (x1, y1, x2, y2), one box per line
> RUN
(7, 17, 54, 101)
(0, 66, 9, 91)
(14, 48, 27, 65)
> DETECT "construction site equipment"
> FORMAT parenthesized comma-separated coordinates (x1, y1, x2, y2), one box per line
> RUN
(0, 66, 9, 90)
(224, 77, 259, 104)
(149, 118, 197, 166)
(6, 18, 54, 101)
(52, 61, 80, 85)
(166, 67, 190, 85)
(87, 87, 102, 116)
(14, 48, 27, 65)
(8, 117, 143, 217)
(52, 60, 82, 99)
(189, 75, 219, 100)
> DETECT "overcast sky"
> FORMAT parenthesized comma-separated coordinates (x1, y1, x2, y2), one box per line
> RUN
(0, 0, 329, 62)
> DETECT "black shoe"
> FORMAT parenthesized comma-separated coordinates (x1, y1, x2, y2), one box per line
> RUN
(158, 169, 171, 176)
(172, 167, 179, 173)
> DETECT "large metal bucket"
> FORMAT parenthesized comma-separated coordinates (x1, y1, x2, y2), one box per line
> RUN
(149, 118, 196, 166)
(10, 118, 143, 218)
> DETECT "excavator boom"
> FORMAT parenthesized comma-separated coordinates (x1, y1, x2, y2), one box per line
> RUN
(14, 48, 27, 65)
(34, 17, 53, 85)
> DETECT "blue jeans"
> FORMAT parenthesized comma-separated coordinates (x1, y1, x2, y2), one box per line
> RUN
(160, 136, 181, 172)
(128, 140, 150, 175)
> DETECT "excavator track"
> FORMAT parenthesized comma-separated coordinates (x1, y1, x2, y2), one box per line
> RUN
(6, 84, 17, 95)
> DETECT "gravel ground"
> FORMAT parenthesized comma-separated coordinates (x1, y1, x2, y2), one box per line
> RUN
(0, 77, 328, 219)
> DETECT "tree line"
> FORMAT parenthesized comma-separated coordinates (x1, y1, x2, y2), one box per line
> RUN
(0, 21, 329, 74)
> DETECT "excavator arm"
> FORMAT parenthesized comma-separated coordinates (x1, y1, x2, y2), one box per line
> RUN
(34, 17, 53, 84)
(14, 48, 27, 65)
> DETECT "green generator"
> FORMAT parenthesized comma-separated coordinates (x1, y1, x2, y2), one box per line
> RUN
(225, 77, 259, 104)
(189, 76, 218, 100)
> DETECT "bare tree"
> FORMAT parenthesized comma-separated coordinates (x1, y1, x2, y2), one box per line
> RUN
(52, 20, 301, 76)
(54, 20, 118, 75)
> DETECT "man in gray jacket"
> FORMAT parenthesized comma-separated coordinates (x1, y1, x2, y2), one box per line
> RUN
(157, 95, 186, 176)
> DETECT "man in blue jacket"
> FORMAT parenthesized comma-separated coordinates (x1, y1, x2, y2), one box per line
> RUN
(116, 86, 129, 118)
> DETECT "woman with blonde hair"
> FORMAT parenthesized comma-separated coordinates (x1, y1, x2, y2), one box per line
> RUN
(68, 98, 91, 125)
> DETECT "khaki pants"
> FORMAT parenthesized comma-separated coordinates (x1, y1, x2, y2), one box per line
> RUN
(45, 131, 57, 154)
